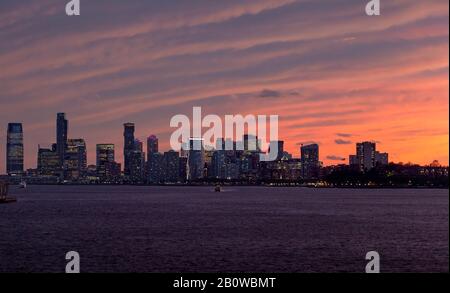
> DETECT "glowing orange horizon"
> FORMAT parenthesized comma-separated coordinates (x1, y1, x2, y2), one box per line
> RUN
(0, 0, 448, 172)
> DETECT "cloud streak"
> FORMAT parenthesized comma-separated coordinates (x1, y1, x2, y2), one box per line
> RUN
(335, 139, 353, 145)
(0, 0, 448, 172)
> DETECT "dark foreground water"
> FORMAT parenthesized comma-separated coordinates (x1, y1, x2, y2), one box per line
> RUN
(0, 186, 448, 273)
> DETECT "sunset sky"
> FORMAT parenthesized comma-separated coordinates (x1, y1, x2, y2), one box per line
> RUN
(0, 0, 448, 173)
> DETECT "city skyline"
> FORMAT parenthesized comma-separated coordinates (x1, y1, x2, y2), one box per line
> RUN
(3, 112, 398, 181)
(0, 0, 449, 173)
(1, 112, 447, 174)
(4, 112, 447, 188)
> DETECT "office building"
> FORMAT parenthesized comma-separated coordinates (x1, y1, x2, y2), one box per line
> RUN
(350, 141, 389, 171)
(301, 143, 320, 180)
(56, 113, 68, 167)
(243, 134, 259, 152)
(148, 152, 164, 184)
(64, 139, 87, 180)
(6, 123, 24, 175)
(37, 144, 59, 176)
(188, 138, 204, 180)
(129, 139, 145, 183)
(269, 140, 284, 161)
(211, 150, 226, 179)
(178, 156, 188, 183)
(147, 135, 158, 161)
(123, 123, 135, 176)
(96, 144, 116, 180)
(357, 142, 376, 171)
(163, 150, 180, 183)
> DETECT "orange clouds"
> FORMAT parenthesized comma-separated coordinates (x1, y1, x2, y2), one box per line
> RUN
(0, 0, 448, 172)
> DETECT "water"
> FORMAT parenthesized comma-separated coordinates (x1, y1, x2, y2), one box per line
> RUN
(0, 186, 448, 273)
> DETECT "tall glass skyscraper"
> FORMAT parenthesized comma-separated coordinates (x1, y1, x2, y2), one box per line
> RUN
(37, 144, 59, 176)
(96, 144, 115, 167)
(269, 140, 284, 161)
(188, 138, 204, 180)
(56, 113, 68, 167)
(123, 123, 135, 176)
(301, 143, 320, 180)
(163, 150, 180, 183)
(64, 138, 87, 180)
(6, 123, 24, 175)
(147, 135, 158, 162)
(96, 144, 117, 181)
(129, 139, 145, 183)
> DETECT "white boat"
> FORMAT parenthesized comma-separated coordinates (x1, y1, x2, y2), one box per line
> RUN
(19, 181, 27, 189)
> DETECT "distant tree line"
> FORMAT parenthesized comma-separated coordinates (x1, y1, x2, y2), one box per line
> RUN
(323, 163, 449, 188)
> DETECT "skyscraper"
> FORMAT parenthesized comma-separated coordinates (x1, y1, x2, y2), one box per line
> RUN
(6, 123, 24, 175)
(301, 143, 320, 180)
(211, 150, 226, 179)
(96, 144, 115, 167)
(123, 123, 135, 176)
(216, 138, 225, 151)
(147, 135, 158, 162)
(96, 144, 115, 179)
(269, 140, 284, 161)
(56, 113, 68, 168)
(180, 141, 190, 158)
(148, 152, 164, 184)
(188, 138, 204, 180)
(146, 135, 159, 181)
(163, 150, 180, 183)
(356, 141, 376, 171)
(37, 144, 59, 176)
(243, 134, 259, 152)
(240, 151, 260, 179)
(64, 139, 87, 180)
(129, 139, 145, 183)
(350, 141, 389, 171)
(178, 156, 188, 183)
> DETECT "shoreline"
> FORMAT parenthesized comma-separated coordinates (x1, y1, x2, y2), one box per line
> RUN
(8, 183, 449, 190)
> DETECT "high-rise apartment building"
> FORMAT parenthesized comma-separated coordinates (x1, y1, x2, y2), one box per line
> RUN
(56, 113, 68, 167)
(6, 123, 24, 175)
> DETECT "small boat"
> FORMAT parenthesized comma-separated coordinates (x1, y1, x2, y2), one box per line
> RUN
(214, 185, 222, 192)
(19, 180, 27, 189)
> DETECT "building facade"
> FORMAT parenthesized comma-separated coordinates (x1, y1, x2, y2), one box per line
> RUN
(164, 150, 180, 183)
(129, 139, 145, 183)
(147, 135, 158, 162)
(351, 141, 389, 171)
(64, 139, 87, 180)
(56, 113, 68, 168)
(148, 152, 164, 184)
(187, 138, 205, 180)
(6, 123, 24, 175)
(301, 143, 320, 180)
(96, 144, 116, 181)
(37, 144, 59, 176)
(123, 123, 135, 176)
